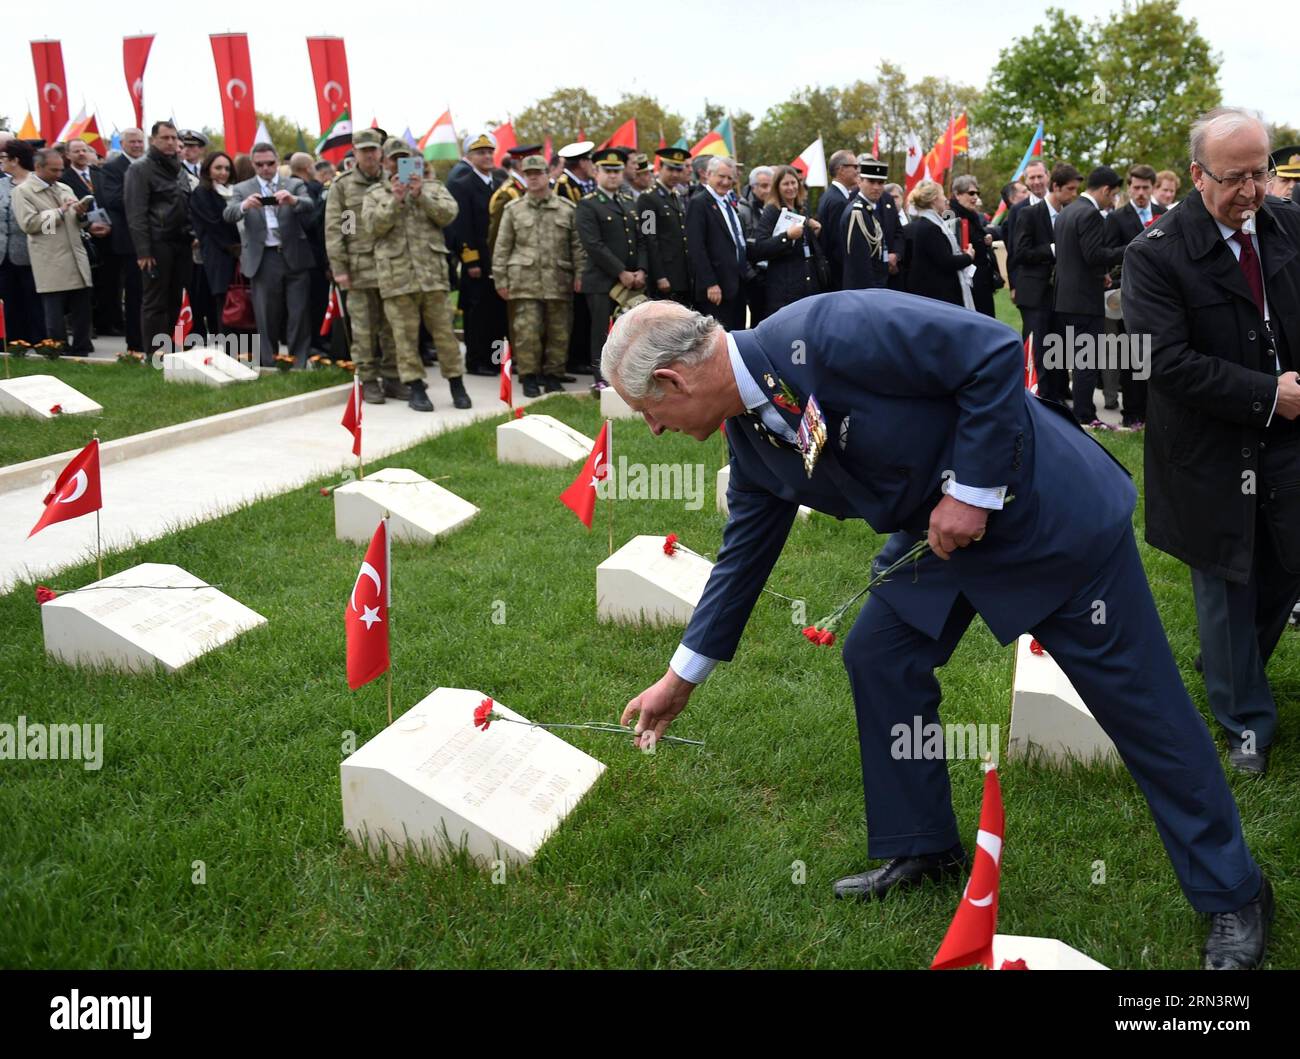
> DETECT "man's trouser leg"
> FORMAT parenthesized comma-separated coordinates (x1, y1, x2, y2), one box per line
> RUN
(348, 286, 396, 382)
(250, 250, 286, 366)
(842, 589, 977, 859)
(1062, 312, 1103, 422)
(142, 238, 189, 355)
(283, 266, 312, 366)
(121, 254, 143, 351)
(511, 299, 543, 376)
(1033, 531, 1261, 914)
(586, 292, 612, 378)
(418, 289, 464, 380)
(542, 298, 572, 378)
(381, 293, 428, 386)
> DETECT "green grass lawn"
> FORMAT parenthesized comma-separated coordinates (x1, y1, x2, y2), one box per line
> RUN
(0, 356, 347, 467)
(1, 393, 1296, 970)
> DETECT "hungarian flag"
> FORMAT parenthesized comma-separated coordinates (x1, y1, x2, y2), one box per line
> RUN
(931, 765, 1004, 970)
(315, 108, 352, 164)
(420, 110, 459, 162)
(346, 518, 390, 690)
(790, 137, 827, 188)
(321, 286, 343, 336)
(1024, 335, 1039, 395)
(499, 342, 512, 408)
(341, 375, 362, 457)
(173, 290, 193, 349)
(559, 420, 610, 529)
(690, 116, 734, 158)
(29, 438, 102, 538)
(492, 121, 517, 167)
(599, 118, 637, 152)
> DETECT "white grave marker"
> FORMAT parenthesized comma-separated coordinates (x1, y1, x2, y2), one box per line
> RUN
(992, 934, 1108, 970)
(597, 534, 713, 625)
(599, 386, 639, 420)
(41, 562, 266, 673)
(163, 348, 259, 387)
(716, 465, 811, 520)
(341, 686, 605, 865)
(1007, 635, 1118, 766)
(496, 414, 592, 468)
(333, 467, 478, 544)
(0, 375, 102, 419)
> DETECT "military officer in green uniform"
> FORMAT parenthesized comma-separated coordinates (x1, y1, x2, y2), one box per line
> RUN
(576, 146, 648, 390)
(323, 126, 401, 404)
(362, 137, 471, 412)
(555, 140, 597, 377)
(637, 145, 693, 306)
(494, 155, 586, 398)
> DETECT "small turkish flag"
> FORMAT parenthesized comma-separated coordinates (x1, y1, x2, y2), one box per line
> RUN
(346, 518, 390, 690)
(321, 286, 342, 336)
(341, 375, 362, 457)
(1023, 334, 1038, 395)
(29, 438, 102, 538)
(173, 290, 193, 350)
(559, 420, 609, 529)
(931, 765, 1004, 970)
(499, 342, 513, 408)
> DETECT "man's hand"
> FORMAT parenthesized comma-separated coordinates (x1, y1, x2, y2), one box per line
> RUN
(1276, 371, 1300, 421)
(888, 251, 899, 274)
(274, 189, 295, 206)
(707, 284, 722, 305)
(573, 277, 582, 293)
(618, 269, 636, 288)
(137, 256, 156, 272)
(927, 492, 989, 560)
(467, 265, 482, 279)
(241, 192, 262, 212)
(495, 286, 509, 299)
(408, 173, 423, 196)
(632, 269, 646, 289)
(390, 176, 407, 202)
(621, 668, 696, 750)
(334, 272, 351, 290)
(88, 222, 110, 237)
(656, 277, 670, 293)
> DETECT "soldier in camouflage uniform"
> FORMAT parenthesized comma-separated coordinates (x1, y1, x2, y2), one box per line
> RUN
(488, 144, 541, 253)
(494, 155, 586, 397)
(362, 137, 470, 412)
(323, 127, 401, 404)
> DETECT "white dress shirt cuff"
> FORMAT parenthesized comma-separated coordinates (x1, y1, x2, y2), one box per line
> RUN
(943, 478, 1007, 510)
(669, 643, 718, 685)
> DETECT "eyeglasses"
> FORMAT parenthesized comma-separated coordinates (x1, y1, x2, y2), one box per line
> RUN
(960, 188, 980, 195)
(1195, 161, 1274, 190)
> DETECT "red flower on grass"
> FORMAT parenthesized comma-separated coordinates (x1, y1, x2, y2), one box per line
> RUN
(320, 487, 331, 497)
(474, 697, 495, 731)
(35, 585, 58, 604)
(663, 533, 679, 556)
(802, 625, 835, 646)
(49, 404, 62, 415)
(513, 407, 525, 419)
(1000, 958, 1029, 970)
(1029, 638, 1045, 656)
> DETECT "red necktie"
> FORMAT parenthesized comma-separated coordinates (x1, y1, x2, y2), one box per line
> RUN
(1232, 231, 1265, 318)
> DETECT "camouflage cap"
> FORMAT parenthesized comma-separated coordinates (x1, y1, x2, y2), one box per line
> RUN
(353, 128, 384, 150)
(628, 152, 650, 168)
(520, 154, 548, 173)
(383, 136, 412, 158)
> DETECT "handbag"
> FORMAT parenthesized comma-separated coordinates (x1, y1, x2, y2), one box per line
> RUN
(221, 263, 256, 330)
(807, 228, 832, 290)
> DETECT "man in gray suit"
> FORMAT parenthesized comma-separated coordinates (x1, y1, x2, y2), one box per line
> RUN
(223, 141, 316, 366)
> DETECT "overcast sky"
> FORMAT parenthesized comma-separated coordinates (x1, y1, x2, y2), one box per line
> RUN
(3, 1, 1294, 148)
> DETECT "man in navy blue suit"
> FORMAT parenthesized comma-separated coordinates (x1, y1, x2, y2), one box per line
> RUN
(603, 290, 1272, 969)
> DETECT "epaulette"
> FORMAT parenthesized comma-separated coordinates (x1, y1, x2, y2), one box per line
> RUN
(581, 191, 597, 200)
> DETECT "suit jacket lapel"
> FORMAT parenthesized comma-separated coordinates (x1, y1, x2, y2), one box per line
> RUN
(1182, 190, 1256, 306)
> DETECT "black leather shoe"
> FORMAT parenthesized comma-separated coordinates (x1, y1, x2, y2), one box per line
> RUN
(361, 380, 386, 404)
(522, 374, 541, 398)
(449, 377, 472, 409)
(542, 374, 566, 393)
(420, 348, 437, 366)
(1204, 877, 1273, 969)
(382, 377, 409, 400)
(407, 380, 433, 412)
(1227, 744, 1270, 776)
(833, 844, 969, 901)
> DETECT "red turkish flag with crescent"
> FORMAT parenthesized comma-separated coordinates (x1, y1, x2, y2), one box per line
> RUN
(931, 765, 1004, 970)
(1024, 335, 1039, 395)
(346, 518, 390, 690)
(341, 375, 362, 457)
(31, 41, 70, 146)
(29, 439, 102, 538)
(499, 343, 513, 408)
(305, 36, 351, 136)
(321, 286, 342, 336)
(559, 420, 609, 529)
(210, 34, 257, 157)
(122, 35, 154, 130)
(173, 290, 193, 350)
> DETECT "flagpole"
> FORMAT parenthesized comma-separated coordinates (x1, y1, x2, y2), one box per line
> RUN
(383, 511, 392, 726)
(92, 430, 102, 580)
(606, 419, 614, 557)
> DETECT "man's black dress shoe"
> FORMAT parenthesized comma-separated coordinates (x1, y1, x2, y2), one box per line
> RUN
(833, 843, 969, 901)
(1204, 877, 1273, 969)
(1227, 744, 1269, 776)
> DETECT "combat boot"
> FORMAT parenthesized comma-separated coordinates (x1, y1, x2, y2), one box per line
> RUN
(362, 379, 386, 404)
(382, 377, 410, 400)
(522, 374, 542, 398)
(542, 375, 566, 393)
(407, 380, 433, 412)
(449, 376, 472, 409)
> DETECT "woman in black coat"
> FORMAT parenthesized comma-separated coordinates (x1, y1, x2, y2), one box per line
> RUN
(949, 174, 1003, 316)
(189, 151, 242, 333)
(749, 164, 824, 316)
(904, 180, 976, 309)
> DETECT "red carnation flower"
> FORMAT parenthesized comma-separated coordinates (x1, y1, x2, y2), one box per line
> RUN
(663, 533, 679, 556)
(513, 407, 525, 418)
(1000, 958, 1029, 970)
(320, 487, 331, 497)
(801, 625, 819, 642)
(35, 585, 58, 605)
(1029, 638, 1045, 656)
(474, 697, 495, 731)
(818, 629, 836, 646)
(49, 404, 63, 415)
(204, 356, 214, 366)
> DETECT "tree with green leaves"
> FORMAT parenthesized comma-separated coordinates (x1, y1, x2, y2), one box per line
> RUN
(514, 88, 609, 147)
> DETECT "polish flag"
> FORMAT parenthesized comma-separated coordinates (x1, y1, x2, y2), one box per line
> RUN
(904, 133, 929, 198)
(341, 375, 362, 457)
(321, 286, 343, 336)
(346, 518, 390, 690)
(931, 764, 1004, 970)
(559, 420, 609, 528)
(499, 342, 512, 408)
(29, 439, 102, 538)
(790, 137, 827, 188)
(173, 290, 193, 350)
(1024, 335, 1039, 395)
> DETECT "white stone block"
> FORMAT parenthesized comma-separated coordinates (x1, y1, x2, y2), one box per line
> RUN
(599, 386, 639, 420)
(1007, 635, 1118, 766)
(40, 562, 266, 673)
(496, 413, 593, 468)
(333, 467, 478, 544)
(340, 686, 605, 865)
(597, 534, 713, 625)
(992, 933, 1108, 970)
(0, 374, 102, 419)
(163, 348, 259, 387)
(716, 465, 812, 520)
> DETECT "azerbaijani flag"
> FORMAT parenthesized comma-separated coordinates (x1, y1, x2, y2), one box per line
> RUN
(690, 116, 734, 158)
(1011, 120, 1045, 181)
(420, 110, 459, 161)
